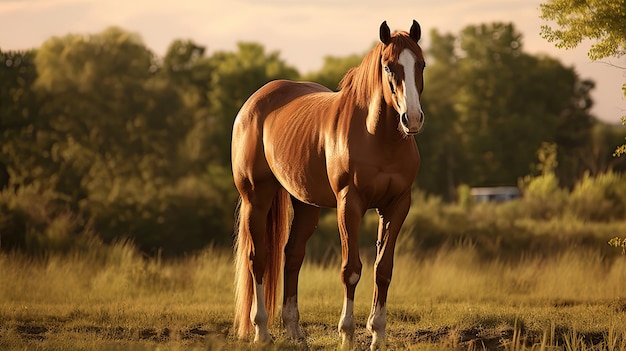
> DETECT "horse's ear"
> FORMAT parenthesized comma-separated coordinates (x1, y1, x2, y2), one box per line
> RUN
(410, 20, 421, 42)
(380, 21, 391, 45)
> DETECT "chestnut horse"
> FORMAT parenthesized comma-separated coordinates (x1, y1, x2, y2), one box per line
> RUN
(232, 20, 425, 350)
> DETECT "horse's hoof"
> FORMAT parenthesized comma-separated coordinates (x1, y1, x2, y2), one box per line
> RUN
(254, 331, 272, 345)
(340, 334, 354, 350)
(285, 324, 305, 340)
(369, 331, 385, 350)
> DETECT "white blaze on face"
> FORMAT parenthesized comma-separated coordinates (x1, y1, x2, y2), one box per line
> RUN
(398, 48, 423, 127)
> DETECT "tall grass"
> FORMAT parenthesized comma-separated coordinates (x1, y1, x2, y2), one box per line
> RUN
(0, 241, 235, 304)
(2, 239, 626, 350)
(0, 241, 237, 350)
(298, 242, 626, 350)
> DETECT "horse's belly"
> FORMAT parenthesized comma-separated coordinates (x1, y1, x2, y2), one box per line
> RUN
(266, 150, 336, 207)
(274, 164, 337, 208)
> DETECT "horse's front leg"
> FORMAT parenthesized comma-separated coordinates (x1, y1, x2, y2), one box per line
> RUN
(336, 191, 365, 349)
(367, 193, 411, 350)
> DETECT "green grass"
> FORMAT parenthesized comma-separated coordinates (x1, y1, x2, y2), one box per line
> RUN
(1, 242, 626, 350)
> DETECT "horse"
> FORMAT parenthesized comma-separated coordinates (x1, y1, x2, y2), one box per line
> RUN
(231, 20, 425, 350)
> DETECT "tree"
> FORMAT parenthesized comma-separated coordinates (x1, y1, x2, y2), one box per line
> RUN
(454, 23, 594, 188)
(616, 117, 626, 157)
(303, 54, 363, 90)
(454, 23, 532, 186)
(417, 29, 462, 199)
(32, 27, 182, 200)
(207, 42, 299, 165)
(0, 49, 40, 188)
(540, 0, 626, 60)
(417, 23, 596, 197)
(160, 39, 218, 169)
(2, 28, 305, 254)
(584, 122, 626, 173)
(541, 0, 626, 157)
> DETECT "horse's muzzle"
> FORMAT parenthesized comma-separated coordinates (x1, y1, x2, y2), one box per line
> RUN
(401, 112, 424, 135)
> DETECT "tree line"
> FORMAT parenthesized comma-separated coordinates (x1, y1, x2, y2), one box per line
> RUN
(1, 23, 624, 256)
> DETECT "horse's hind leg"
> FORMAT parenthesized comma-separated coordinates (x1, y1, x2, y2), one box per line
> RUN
(282, 198, 320, 340)
(239, 181, 281, 344)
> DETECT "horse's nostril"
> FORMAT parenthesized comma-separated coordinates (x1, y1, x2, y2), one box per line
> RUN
(401, 113, 409, 127)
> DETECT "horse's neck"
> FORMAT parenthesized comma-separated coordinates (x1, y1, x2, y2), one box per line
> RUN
(365, 93, 399, 139)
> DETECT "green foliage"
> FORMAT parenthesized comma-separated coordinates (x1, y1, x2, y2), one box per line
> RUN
(616, 143, 626, 158)
(397, 171, 626, 264)
(0, 28, 241, 256)
(456, 184, 474, 209)
(0, 50, 38, 133)
(84, 170, 237, 255)
(35, 27, 154, 94)
(0, 184, 97, 254)
(615, 116, 626, 157)
(536, 142, 559, 175)
(516, 142, 567, 219)
(540, 0, 626, 60)
(609, 236, 626, 254)
(208, 42, 300, 164)
(418, 23, 596, 196)
(1, 24, 624, 258)
(569, 171, 626, 221)
(302, 53, 363, 90)
(417, 30, 462, 199)
(587, 122, 626, 173)
(0, 49, 43, 190)
(540, 0, 626, 165)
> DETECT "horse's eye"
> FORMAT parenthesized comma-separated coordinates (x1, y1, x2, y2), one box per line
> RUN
(384, 66, 396, 79)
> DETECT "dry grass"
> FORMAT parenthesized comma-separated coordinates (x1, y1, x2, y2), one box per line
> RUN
(1, 241, 626, 350)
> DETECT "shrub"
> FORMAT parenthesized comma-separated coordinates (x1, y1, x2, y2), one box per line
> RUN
(568, 171, 626, 221)
(0, 184, 97, 254)
(456, 184, 474, 210)
(520, 173, 568, 219)
(84, 172, 238, 257)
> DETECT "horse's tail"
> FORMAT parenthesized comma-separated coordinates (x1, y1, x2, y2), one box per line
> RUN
(233, 197, 253, 338)
(233, 188, 291, 339)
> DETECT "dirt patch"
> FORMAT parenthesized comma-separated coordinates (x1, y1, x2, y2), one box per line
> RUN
(11, 322, 225, 344)
(16, 324, 48, 341)
(8, 321, 617, 350)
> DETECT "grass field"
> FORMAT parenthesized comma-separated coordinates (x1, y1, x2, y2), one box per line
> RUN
(1, 240, 626, 351)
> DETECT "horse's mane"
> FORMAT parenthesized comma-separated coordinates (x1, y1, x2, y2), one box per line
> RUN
(338, 31, 424, 108)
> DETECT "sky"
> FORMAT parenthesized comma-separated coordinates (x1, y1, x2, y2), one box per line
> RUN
(1, 0, 624, 123)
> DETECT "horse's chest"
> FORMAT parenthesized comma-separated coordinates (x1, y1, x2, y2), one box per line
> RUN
(354, 165, 414, 206)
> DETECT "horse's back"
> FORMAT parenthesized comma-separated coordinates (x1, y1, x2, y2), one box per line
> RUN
(237, 80, 331, 120)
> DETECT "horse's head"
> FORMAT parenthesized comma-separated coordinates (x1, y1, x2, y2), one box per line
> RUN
(379, 20, 426, 135)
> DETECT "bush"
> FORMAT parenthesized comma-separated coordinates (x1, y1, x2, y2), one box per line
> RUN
(568, 171, 626, 221)
(3, 168, 625, 262)
(520, 173, 568, 219)
(84, 170, 238, 257)
(0, 184, 98, 254)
